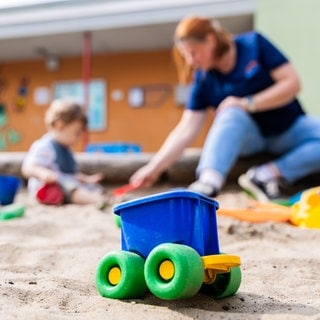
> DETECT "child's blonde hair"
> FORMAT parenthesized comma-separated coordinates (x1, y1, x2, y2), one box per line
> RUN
(45, 99, 88, 129)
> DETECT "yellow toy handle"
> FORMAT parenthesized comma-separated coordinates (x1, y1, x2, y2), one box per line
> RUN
(202, 254, 241, 284)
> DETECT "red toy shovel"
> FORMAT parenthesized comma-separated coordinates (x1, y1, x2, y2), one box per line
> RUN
(112, 184, 140, 197)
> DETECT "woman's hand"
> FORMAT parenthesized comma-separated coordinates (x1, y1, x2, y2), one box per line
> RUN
(129, 109, 207, 190)
(129, 164, 161, 189)
(217, 64, 301, 115)
(216, 96, 247, 114)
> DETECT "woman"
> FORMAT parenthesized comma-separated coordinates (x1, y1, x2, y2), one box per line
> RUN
(130, 16, 320, 202)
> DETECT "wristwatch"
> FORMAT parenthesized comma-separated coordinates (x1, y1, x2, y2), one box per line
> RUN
(245, 95, 256, 113)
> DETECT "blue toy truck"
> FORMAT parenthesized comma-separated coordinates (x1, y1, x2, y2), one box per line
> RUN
(95, 190, 241, 300)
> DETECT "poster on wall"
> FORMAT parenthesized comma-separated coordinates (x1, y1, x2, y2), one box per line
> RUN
(53, 79, 106, 131)
(34, 86, 51, 106)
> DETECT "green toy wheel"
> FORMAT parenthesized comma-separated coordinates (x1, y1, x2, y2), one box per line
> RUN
(201, 266, 242, 299)
(144, 243, 204, 300)
(95, 250, 147, 299)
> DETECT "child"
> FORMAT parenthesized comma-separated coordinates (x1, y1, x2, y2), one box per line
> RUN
(22, 99, 108, 207)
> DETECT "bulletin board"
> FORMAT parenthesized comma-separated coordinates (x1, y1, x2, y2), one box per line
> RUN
(53, 79, 106, 131)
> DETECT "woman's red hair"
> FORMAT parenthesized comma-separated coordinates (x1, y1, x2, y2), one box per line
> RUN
(172, 16, 233, 84)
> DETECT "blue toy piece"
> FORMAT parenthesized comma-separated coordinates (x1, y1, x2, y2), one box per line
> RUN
(96, 190, 241, 300)
(0, 174, 21, 205)
(86, 142, 141, 153)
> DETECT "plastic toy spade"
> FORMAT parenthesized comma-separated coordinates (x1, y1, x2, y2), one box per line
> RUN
(218, 200, 292, 223)
(0, 204, 25, 220)
(111, 184, 139, 197)
(110, 184, 140, 205)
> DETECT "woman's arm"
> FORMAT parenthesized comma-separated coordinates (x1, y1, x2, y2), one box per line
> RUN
(244, 62, 301, 112)
(130, 109, 207, 187)
(218, 63, 301, 113)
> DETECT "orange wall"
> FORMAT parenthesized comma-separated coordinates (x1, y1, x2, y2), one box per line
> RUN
(0, 49, 213, 152)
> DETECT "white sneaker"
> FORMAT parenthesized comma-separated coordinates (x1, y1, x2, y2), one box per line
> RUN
(188, 180, 219, 197)
(238, 168, 282, 202)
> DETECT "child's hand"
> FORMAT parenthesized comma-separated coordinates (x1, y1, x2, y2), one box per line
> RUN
(42, 170, 59, 184)
(84, 173, 104, 184)
(90, 173, 104, 184)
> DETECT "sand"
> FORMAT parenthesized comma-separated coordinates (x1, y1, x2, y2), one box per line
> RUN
(1, 184, 320, 320)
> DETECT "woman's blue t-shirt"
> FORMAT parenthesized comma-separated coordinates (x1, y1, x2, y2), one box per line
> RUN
(186, 31, 305, 136)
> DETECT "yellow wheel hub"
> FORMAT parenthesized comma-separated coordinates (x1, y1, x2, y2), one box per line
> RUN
(159, 260, 175, 281)
(108, 266, 121, 285)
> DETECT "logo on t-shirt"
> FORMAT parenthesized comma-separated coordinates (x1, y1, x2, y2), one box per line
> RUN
(245, 60, 259, 77)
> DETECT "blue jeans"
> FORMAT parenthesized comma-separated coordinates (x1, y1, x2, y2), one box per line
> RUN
(197, 107, 320, 183)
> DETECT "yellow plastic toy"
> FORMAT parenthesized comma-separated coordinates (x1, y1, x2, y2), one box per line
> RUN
(291, 187, 320, 229)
